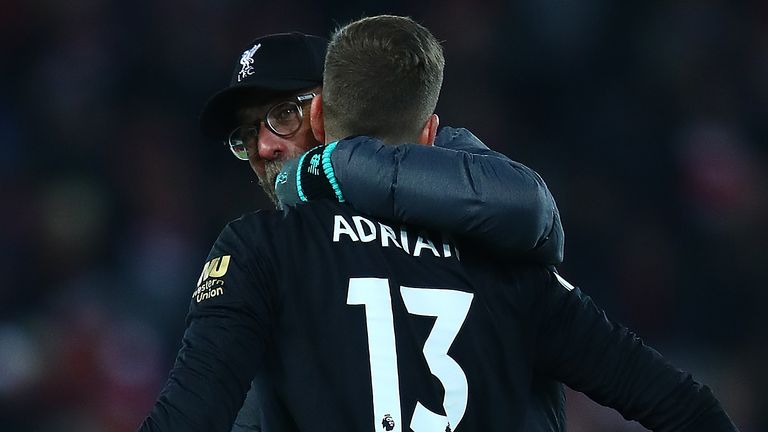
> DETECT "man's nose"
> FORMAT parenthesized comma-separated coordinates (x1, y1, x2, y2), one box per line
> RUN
(255, 122, 283, 161)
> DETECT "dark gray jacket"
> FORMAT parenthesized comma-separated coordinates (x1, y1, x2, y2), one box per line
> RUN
(279, 126, 564, 264)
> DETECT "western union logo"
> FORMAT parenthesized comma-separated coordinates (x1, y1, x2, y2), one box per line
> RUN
(197, 255, 231, 285)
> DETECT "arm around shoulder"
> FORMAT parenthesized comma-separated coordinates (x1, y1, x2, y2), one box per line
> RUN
(331, 130, 565, 264)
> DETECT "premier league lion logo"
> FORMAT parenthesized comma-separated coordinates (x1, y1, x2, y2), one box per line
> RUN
(381, 414, 395, 431)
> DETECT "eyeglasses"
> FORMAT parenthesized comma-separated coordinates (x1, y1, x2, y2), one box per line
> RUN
(227, 92, 316, 160)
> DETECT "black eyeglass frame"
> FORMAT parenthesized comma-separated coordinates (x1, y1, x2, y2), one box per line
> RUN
(226, 92, 317, 160)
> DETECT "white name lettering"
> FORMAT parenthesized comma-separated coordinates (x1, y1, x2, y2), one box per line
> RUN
(379, 223, 402, 249)
(414, 233, 440, 257)
(334, 215, 360, 242)
(353, 216, 377, 242)
(332, 214, 459, 260)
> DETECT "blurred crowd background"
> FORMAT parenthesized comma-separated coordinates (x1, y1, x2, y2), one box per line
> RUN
(1, 0, 766, 431)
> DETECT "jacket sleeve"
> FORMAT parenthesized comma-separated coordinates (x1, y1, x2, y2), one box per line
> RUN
(331, 127, 564, 264)
(138, 221, 275, 432)
(533, 270, 739, 432)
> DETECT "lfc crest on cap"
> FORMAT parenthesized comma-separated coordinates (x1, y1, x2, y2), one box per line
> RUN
(238, 43, 261, 82)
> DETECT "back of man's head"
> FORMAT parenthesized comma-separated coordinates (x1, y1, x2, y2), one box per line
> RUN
(322, 15, 445, 144)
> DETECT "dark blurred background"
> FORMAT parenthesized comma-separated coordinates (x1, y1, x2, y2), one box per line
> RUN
(1, 0, 765, 431)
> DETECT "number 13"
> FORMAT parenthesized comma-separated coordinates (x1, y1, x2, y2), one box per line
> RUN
(347, 278, 474, 432)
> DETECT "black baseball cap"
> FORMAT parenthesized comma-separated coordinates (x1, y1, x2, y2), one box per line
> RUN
(200, 32, 328, 141)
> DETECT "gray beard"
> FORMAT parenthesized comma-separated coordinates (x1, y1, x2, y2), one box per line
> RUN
(257, 160, 284, 207)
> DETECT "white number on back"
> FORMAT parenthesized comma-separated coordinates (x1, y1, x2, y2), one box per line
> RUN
(347, 278, 474, 432)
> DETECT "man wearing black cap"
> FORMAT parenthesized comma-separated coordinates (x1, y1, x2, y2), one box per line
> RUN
(200, 32, 327, 205)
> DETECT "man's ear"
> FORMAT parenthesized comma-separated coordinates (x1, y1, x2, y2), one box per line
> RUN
(310, 93, 325, 143)
(418, 113, 439, 146)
